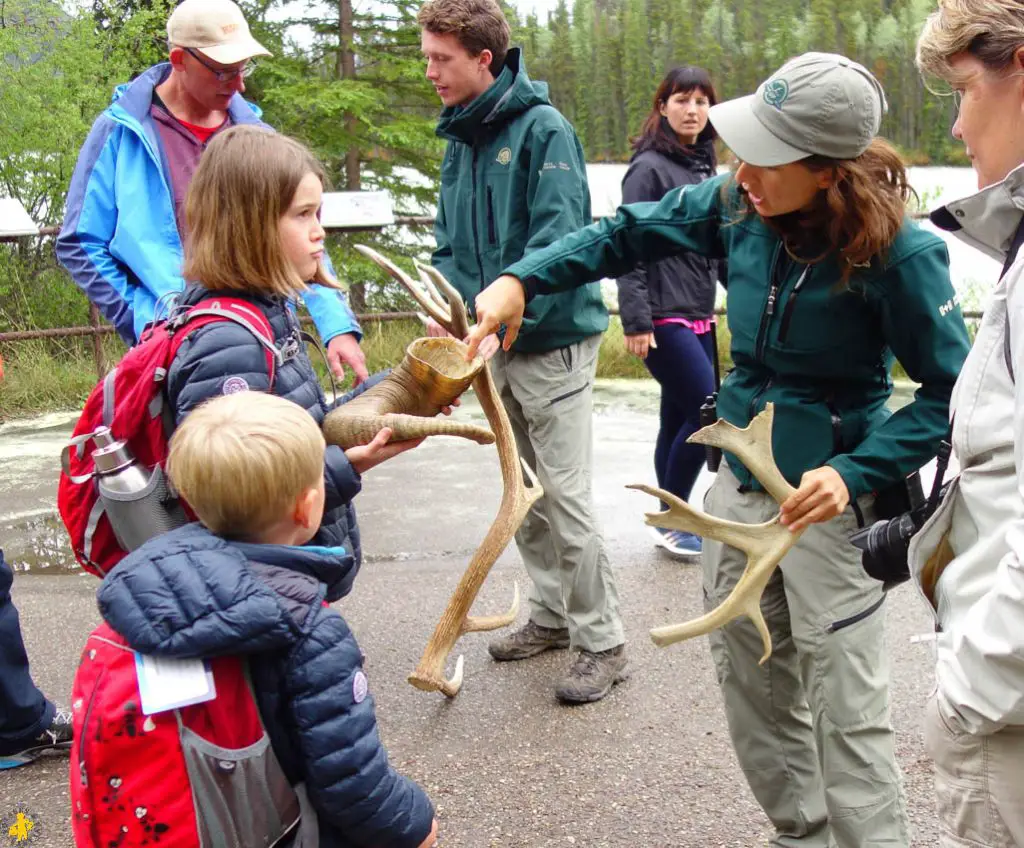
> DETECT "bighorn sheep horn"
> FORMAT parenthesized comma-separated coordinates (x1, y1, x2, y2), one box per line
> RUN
(628, 404, 801, 664)
(322, 336, 495, 449)
(355, 245, 544, 696)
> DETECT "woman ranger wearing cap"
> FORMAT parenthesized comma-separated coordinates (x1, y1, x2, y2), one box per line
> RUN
(466, 53, 971, 846)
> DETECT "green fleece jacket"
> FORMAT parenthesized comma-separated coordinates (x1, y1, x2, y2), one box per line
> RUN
(431, 48, 607, 352)
(505, 174, 971, 500)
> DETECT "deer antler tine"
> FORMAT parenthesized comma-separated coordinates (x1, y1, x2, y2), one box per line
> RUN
(519, 455, 541, 491)
(464, 582, 520, 633)
(689, 404, 794, 504)
(627, 484, 780, 553)
(355, 245, 452, 329)
(410, 654, 465, 697)
(651, 579, 774, 663)
(413, 264, 449, 310)
(415, 261, 471, 339)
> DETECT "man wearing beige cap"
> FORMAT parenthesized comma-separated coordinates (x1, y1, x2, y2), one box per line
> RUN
(58, 0, 368, 383)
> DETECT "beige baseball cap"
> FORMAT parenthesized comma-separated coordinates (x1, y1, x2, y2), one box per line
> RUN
(709, 52, 887, 167)
(167, 0, 272, 66)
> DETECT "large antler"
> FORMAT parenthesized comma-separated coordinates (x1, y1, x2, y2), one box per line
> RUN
(628, 404, 800, 663)
(355, 246, 543, 696)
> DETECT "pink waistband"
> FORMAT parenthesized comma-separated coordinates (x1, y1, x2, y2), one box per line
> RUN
(652, 316, 716, 334)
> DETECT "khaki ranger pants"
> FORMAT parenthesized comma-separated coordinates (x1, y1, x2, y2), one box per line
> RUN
(489, 334, 624, 653)
(702, 463, 909, 847)
(924, 693, 1024, 847)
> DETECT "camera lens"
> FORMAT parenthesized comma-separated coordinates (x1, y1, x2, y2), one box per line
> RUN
(849, 513, 917, 585)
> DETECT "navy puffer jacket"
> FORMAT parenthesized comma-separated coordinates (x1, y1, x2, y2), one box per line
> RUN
(99, 523, 435, 847)
(166, 286, 361, 580)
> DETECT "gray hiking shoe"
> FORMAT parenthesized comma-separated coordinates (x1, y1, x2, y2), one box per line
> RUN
(555, 645, 629, 704)
(488, 620, 570, 662)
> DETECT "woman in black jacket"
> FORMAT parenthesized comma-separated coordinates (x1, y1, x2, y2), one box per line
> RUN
(617, 66, 722, 560)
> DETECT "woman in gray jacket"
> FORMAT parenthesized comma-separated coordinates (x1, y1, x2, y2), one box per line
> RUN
(912, 3, 1024, 845)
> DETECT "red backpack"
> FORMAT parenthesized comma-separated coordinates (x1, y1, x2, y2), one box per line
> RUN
(58, 298, 279, 577)
(70, 623, 304, 848)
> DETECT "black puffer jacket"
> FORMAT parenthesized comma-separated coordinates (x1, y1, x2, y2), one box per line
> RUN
(166, 286, 361, 580)
(615, 136, 721, 333)
(100, 523, 434, 847)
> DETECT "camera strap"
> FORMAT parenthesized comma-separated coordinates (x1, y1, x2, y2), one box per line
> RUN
(1001, 216, 1024, 383)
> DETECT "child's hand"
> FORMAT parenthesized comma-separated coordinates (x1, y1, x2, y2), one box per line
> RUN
(344, 427, 424, 474)
(440, 396, 461, 416)
(417, 818, 439, 848)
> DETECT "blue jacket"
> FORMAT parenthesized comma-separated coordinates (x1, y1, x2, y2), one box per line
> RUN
(166, 285, 361, 560)
(98, 523, 435, 848)
(56, 63, 361, 346)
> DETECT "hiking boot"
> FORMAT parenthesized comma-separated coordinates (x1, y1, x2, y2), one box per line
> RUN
(488, 620, 570, 662)
(555, 645, 630, 704)
(0, 708, 73, 770)
(648, 526, 702, 562)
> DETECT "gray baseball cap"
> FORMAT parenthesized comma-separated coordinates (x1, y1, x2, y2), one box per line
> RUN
(708, 52, 887, 167)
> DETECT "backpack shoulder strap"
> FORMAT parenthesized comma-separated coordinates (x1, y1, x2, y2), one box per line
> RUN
(169, 298, 282, 387)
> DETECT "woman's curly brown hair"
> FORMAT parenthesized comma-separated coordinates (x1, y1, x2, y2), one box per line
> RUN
(731, 138, 914, 283)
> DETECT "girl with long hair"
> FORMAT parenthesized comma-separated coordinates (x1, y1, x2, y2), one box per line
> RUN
(468, 53, 971, 846)
(617, 66, 721, 560)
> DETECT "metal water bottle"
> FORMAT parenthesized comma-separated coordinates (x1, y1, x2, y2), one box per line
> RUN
(91, 427, 186, 551)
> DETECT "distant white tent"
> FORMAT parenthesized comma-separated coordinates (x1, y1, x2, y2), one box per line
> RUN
(0, 198, 39, 241)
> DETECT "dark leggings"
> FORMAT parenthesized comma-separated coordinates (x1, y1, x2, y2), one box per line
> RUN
(643, 322, 716, 504)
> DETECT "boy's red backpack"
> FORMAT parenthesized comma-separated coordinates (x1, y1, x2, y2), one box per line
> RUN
(58, 298, 279, 577)
(70, 623, 305, 848)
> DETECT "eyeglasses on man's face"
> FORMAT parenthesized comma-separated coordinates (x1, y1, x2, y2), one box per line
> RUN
(185, 48, 256, 82)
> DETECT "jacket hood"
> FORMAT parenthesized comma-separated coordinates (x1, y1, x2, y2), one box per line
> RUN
(98, 523, 355, 657)
(435, 48, 549, 144)
(930, 162, 1024, 262)
(109, 63, 264, 126)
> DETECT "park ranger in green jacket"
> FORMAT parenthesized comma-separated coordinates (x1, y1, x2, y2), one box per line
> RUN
(419, 0, 626, 705)
(468, 54, 970, 848)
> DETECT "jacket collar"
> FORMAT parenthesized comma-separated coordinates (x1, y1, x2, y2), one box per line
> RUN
(930, 162, 1024, 262)
(108, 62, 265, 128)
(231, 539, 356, 601)
(434, 48, 547, 144)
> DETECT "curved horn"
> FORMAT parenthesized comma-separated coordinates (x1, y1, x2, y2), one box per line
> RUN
(322, 337, 493, 449)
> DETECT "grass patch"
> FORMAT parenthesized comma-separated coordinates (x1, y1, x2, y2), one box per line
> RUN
(3, 311, 937, 420)
(0, 336, 127, 420)
(597, 316, 734, 379)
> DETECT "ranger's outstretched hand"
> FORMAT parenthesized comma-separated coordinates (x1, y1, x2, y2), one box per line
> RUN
(465, 275, 527, 358)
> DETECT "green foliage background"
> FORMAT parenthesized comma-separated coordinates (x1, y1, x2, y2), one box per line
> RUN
(0, 0, 967, 415)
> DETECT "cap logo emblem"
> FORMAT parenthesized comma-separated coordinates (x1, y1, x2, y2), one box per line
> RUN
(221, 23, 239, 35)
(763, 79, 789, 110)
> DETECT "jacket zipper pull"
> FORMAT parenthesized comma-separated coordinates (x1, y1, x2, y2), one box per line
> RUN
(766, 285, 778, 316)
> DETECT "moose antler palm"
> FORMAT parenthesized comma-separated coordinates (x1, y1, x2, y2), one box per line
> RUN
(354, 245, 543, 696)
(629, 404, 799, 663)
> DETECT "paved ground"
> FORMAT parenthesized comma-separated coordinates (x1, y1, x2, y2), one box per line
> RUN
(0, 382, 942, 847)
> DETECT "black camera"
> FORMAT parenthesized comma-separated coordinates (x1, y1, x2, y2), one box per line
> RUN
(849, 437, 953, 589)
(699, 393, 721, 471)
(848, 494, 929, 588)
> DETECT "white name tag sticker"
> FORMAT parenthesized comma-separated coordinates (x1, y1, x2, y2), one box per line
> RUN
(134, 653, 216, 715)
